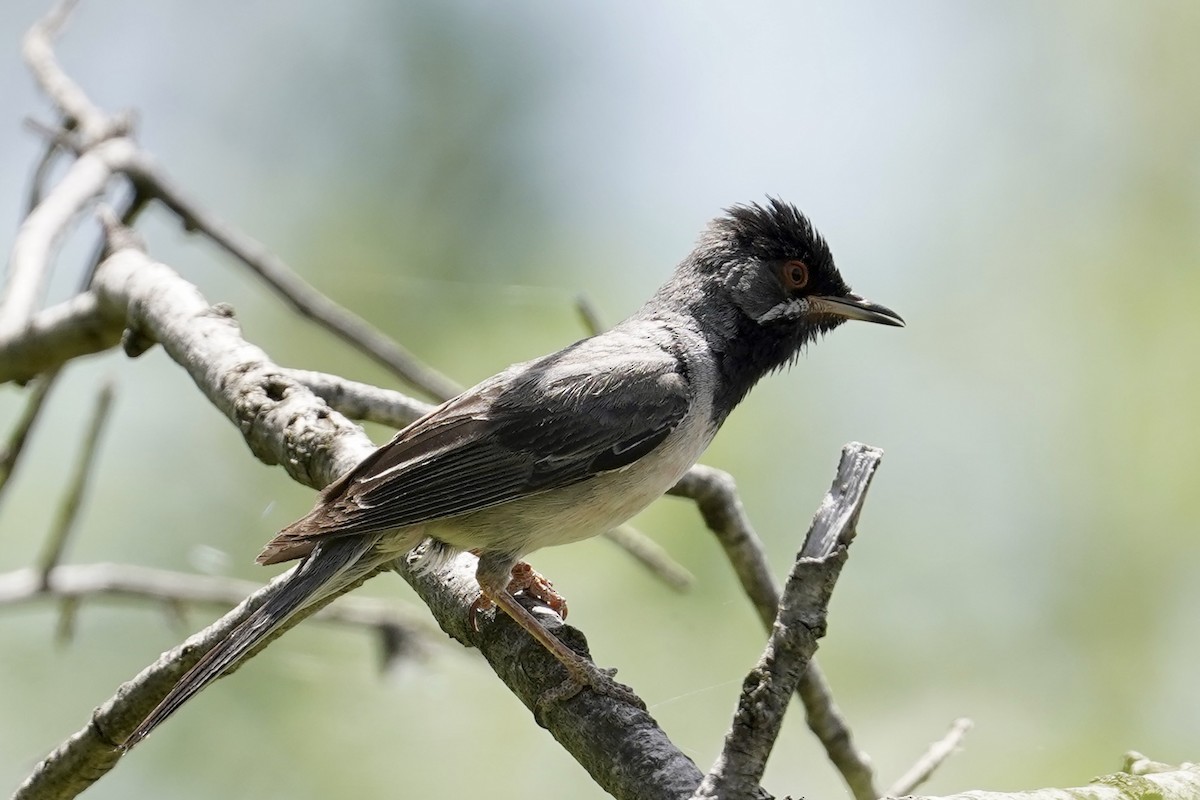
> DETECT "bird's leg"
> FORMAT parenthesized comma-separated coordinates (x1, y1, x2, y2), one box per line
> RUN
(471, 553, 644, 710)
(468, 559, 567, 629)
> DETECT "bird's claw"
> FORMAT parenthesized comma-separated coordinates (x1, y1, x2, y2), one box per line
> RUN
(538, 661, 646, 712)
(469, 561, 567, 632)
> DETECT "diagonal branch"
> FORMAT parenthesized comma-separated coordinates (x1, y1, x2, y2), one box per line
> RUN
(21, 0, 131, 147)
(122, 152, 462, 401)
(0, 369, 61, 504)
(0, 137, 137, 340)
(911, 756, 1200, 800)
(12, 564, 381, 800)
(887, 718, 974, 798)
(16, 0, 457, 401)
(285, 367, 435, 428)
(34, 382, 114, 586)
(693, 443, 883, 800)
(670, 465, 882, 800)
(0, 562, 434, 658)
(393, 553, 706, 800)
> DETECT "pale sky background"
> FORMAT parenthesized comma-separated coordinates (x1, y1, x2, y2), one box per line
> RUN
(2, 2, 1198, 799)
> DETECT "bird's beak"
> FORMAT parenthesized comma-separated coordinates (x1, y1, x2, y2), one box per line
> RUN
(810, 293, 905, 327)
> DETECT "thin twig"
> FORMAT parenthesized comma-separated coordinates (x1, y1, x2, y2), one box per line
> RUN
(669, 466, 777, 619)
(21, 0, 113, 146)
(27, 131, 66, 214)
(0, 562, 435, 654)
(602, 524, 694, 592)
(797, 663, 877, 798)
(671, 464, 882, 800)
(0, 368, 61, 505)
(22, 0, 453, 401)
(92, 223, 376, 489)
(0, 136, 137, 340)
(575, 293, 606, 335)
(80, 188, 148, 291)
(121, 154, 461, 401)
(886, 718, 973, 798)
(35, 382, 114, 588)
(693, 443, 883, 800)
(286, 368, 434, 428)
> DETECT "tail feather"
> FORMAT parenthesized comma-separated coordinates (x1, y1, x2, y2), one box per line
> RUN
(122, 536, 379, 749)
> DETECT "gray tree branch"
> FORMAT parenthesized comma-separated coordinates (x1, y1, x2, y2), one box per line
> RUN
(0, 136, 136, 340)
(0, 368, 59, 503)
(670, 466, 884, 799)
(34, 382, 113, 585)
(0, 562, 434, 653)
(119, 151, 462, 401)
(887, 719, 973, 798)
(693, 443, 881, 800)
(906, 755, 1199, 800)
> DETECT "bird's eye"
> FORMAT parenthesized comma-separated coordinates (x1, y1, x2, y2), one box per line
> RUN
(781, 260, 809, 291)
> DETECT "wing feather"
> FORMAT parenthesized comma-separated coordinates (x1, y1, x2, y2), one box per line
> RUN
(259, 338, 691, 563)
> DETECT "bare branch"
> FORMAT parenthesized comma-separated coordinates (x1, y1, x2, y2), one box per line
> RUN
(12, 563, 382, 800)
(886, 718, 973, 798)
(908, 758, 1200, 800)
(575, 293, 607, 335)
(694, 443, 883, 800)
(26, 133, 66, 214)
(797, 663, 877, 799)
(286, 368, 434, 428)
(0, 368, 60, 503)
(80, 189, 149, 291)
(89, 229, 375, 488)
(0, 290, 123, 383)
(0, 137, 136, 340)
(393, 553, 707, 800)
(669, 466, 777, 620)
(35, 383, 114, 586)
(671, 464, 881, 800)
(601, 524, 694, 592)
(116, 154, 462, 401)
(21, 0, 454, 401)
(21, 0, 126, 147)
(0, 562, 433, 646)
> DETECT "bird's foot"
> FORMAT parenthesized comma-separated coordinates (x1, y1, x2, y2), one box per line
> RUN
(470, 555, 646, 713)
(468, 560, 567, 632)
(539, 660, 646, 711)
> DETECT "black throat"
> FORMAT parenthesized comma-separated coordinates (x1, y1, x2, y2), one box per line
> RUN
(705, 311, 813, 425)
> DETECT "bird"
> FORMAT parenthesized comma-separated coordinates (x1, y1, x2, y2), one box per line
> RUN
(122, 197, 903, 748)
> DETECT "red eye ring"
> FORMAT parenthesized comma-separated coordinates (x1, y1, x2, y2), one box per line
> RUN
(782, 260, 808, 290)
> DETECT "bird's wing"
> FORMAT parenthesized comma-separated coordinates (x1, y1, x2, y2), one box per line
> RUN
(259, 339, 691, 562)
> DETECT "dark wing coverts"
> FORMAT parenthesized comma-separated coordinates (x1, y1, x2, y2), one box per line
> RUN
(259, 341, 690, 563)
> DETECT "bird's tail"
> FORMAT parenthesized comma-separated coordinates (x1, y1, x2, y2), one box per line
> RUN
(121, 535, 380, 749)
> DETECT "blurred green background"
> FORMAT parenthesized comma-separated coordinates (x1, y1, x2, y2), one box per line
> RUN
(2, 1, 1197, 798)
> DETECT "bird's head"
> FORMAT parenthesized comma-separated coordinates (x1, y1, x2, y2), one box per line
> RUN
(647, 198, 903, 404)
(694, 197, 903, 337)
